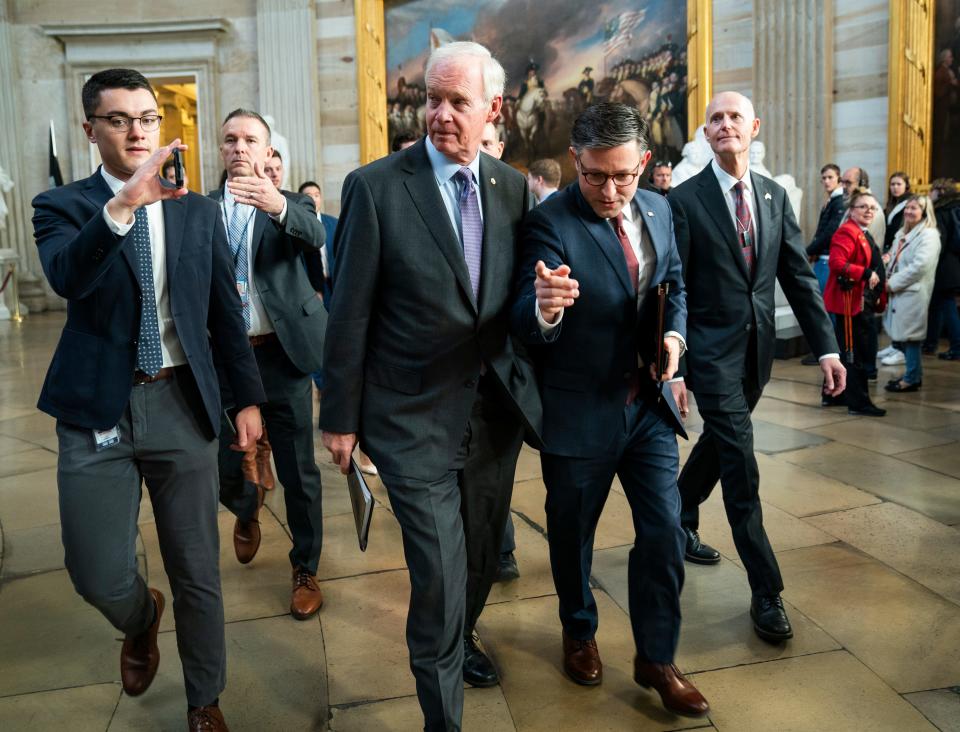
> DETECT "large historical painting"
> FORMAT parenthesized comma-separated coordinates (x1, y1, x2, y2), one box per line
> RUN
(385, 0, 688, 180)
(933, 0, 960, 180)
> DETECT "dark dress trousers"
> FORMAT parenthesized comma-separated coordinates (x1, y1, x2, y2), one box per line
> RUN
(669, 165, 837, 596)
(319, 139, 542, 732)
(208, 188, 328, 575)
(512, 184, 688, 663)
(32, 169, 265, 706)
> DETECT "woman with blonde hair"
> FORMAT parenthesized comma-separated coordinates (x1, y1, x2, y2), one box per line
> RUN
(884, 195, 942, 391)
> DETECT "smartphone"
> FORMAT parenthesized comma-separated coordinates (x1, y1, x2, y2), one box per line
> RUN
(223, 406, 238, 435)
(172, 149, 185, 188)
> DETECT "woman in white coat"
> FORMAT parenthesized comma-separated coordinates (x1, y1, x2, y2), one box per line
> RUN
(884, 195, 942, 392)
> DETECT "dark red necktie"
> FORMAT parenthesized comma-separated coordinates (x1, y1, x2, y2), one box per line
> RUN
(613, 212, 640, 404)
(613, 212, 639, 294)
(733, 181, 755, 277)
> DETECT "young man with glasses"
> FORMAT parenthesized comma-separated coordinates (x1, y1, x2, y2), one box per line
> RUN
(511, 102, 708, 718)
(32, 68, 265, 731)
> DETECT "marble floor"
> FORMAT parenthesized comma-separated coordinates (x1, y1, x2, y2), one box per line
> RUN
(1, 313, 959, 731)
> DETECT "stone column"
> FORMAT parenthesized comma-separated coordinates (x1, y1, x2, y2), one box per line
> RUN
(257, 0, 323, 191)
(0, 0, 40, 280)
(754, 0, 832, 236)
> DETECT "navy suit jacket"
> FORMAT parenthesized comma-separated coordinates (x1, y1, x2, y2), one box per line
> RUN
(511, 183, 687, 458)
(33, 169, 265, 435)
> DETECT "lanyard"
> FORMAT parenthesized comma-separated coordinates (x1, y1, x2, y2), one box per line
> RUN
(220, 199, 254, 268)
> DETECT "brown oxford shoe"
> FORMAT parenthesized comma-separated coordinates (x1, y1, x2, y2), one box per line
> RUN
(562, 630, 602, 685)
(120, 588, 164, 697)
(233, 484, 265, 565)
(187, 704, 229, 731)
(255, 431, 276, 491)
(634, 658, 710, 717)
(290, 567, 324, 620)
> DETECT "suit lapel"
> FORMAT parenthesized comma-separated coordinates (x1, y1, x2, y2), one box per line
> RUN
(402, 143, 477, 313)
(162, 196, 186, 280)
(632, 189, 665, 280)
(477, 155, 507, 314)
(82, 169, 141, 286)
(751, 172, 775, 274)
(572, 186, 635, 298)
(250, 209, 269, 267)
(697, 166, 749, 282)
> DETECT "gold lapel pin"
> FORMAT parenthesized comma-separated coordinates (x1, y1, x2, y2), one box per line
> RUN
(490, 178, 496, 185)
(764, 192, 772, 200)
(646, 211, 654, 217)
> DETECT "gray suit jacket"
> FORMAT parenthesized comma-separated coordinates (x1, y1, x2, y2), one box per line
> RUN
(208, 188, 327, 375)
(318, 139, 543, 480)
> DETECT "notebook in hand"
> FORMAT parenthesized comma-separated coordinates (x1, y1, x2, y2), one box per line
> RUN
(347, 458, 374, 551)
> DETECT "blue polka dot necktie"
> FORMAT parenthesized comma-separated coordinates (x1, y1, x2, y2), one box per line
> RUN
(455, 167, 482, 300)
(132, 208, 163, 376)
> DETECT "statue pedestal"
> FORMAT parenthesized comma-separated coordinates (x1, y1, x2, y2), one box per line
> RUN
(0, 248, 19, 320)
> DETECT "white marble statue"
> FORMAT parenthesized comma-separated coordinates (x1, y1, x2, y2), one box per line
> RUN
(670, 125, 712, 186)
(262, 114, 290, 189)
(0, 164, 13, 231)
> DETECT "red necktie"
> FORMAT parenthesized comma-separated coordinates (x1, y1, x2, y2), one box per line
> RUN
(733, 181, 755, 277)
(613, 212, 639, 294)
(613, 212, 640, 404)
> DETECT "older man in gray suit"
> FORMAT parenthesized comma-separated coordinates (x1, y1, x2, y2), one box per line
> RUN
(320, 42, 541, 731)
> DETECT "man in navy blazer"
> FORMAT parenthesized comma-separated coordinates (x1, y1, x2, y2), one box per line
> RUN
(511, 103, 708, 718)
(32, 69, 264, 731)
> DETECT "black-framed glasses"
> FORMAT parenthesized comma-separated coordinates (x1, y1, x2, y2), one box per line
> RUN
(87, 114, 162, 133)
(576, 156, 641, 187)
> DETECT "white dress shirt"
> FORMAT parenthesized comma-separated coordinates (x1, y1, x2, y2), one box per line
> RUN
(100, 168, 186, 367)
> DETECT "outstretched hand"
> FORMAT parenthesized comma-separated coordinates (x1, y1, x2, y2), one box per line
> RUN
(226, 160, 286, 216)
(535, 260, 579, 323)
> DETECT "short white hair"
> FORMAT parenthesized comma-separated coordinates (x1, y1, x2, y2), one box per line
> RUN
(425, 41, 505, 105)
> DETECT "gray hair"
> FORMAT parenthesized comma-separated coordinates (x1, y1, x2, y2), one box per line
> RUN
(425, 41, 505, 105)
(570, 102, 649, 154)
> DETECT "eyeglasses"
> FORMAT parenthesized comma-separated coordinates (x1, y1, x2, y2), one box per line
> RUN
(577, 156, 641, 187)
(852, 204, 877, 211)
(87, 114, 162, 133)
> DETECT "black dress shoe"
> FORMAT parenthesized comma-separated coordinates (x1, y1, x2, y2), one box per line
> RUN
(821, 394, 846, 407)
(884, 380, 921, 392)
(495, 552, 520, 582)
(463, 635, 499, 687)
(750, 594, 793, 643)
(848, 404, 886, 417)
(682, 527, 720, 565)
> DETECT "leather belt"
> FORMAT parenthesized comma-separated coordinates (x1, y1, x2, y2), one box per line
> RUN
(249, 333, 279, 347)
(133, 367, 175, 385)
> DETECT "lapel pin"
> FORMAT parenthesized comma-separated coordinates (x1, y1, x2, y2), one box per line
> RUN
(646, 210, 654, 217)
(764, 192, 772, 200)
(490, 177, 496, 185)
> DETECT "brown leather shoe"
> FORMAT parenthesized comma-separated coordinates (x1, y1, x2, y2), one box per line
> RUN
(187, 704, 229, 731)
(562, 630, 602, 685)
(634, 658, 710, 717)
(255, 431, 275, 491)
(120, 588, 164, 696)
(290, 567, 324, 620)
(233, 484, 265, 565)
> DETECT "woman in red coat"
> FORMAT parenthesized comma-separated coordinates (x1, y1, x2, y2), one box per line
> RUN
(823, 188, 886, 416)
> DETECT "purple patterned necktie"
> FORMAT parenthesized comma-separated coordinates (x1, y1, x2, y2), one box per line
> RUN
(733, 181, 755, 277)
(456, 167, 483, 299)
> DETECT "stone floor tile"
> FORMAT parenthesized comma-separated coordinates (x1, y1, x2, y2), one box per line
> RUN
(897, 442, 960, 479)
(695, 492, 837, 559)
(329, 688, 515, 731)
(515, 447, 543, 483)
(0, 571, 119, 696)
(694, 650, 936, 731)
(808, 420, 956, 456)
(751, 396, 856, 429)
(0, 447, 57, 478)
(904, 688, 960, 732)
(0, 433, 38, 457)
(1, 522, 64, 578)
(780, 442, 960, 525)
(751, 419, 831, 454)
(109, 615, 327, 731)
(767, 361, 825, 385)
(806, 502, 960, 605)
(0, 467, 58, 534)
(0, 683, 120, 731)
(317, 508, 407, 581)
(322, 569, 415, 705)
(759, 378, 825, 406)
(591, 547, 840, 673)
(478, 593, 706, 731)
(755, 453, 881, 517)
(486, 514, 557, 606)
(510, 479, 548, 532)
(869, 401, 960, 432)
(779, 543, 960, 693)
(0, 411, 58, 450)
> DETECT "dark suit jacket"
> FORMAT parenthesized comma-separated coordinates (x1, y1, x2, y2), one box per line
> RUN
(303, 213, 337, 304)
(512, 184, 687, 457)
(318, 139, 543, 480)
(32, 169, 265, 435)
(669, 165, 837, 395)
(208, 188, 327, 375)
(805, 193, 845, 257)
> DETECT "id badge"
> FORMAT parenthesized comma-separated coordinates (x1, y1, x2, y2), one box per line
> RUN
(93, 426, 120, 452)
(236, 280, 250, 311)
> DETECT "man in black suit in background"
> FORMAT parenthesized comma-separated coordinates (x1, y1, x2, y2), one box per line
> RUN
(668, 92, 845, 643)
(32, 69, 265, 732)
(320, 41, 541, 732)
(210, 109, 328, 622)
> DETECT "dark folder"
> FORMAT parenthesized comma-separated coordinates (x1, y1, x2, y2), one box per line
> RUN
(347, 458, 374, 552)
